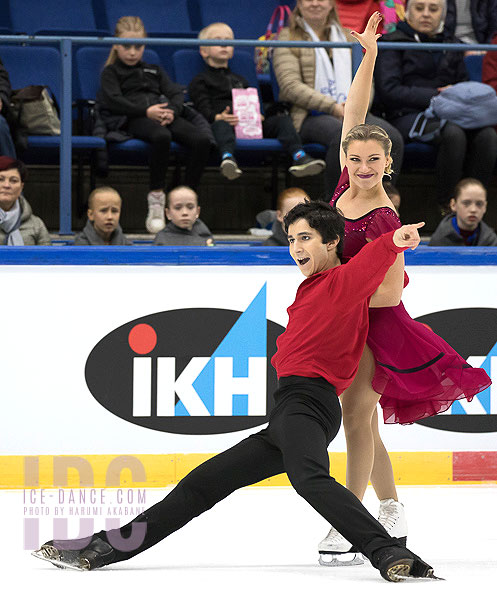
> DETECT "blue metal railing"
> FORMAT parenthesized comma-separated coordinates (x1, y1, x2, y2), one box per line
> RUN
(0, 34, 495, 234)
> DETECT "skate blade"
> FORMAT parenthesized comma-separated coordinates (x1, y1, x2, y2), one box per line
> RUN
(387, 564, 444, 582)
(319, 552, 365, 567)
(31, 549, 88, 571)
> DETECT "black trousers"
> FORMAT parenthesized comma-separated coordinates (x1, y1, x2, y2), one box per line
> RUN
(127, 115, 211, 190)
(95, 376, 400, 565)
(392, 114, 497, 206)
(211, 114, 303, 158)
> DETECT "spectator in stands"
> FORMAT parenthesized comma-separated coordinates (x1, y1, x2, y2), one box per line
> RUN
(0, 156, 50, 245)
(263, 187, 309, 246)
(429, 177, 497, 245)
(154, 186, 213, 246)
(189, 22, 325, 181)
(335, 0, 378, 33)
(379, 0, 406, 34)
(74, 187, 131, 246)
(444, 0, 497, 46)
(0, 57, 16, 158)
(374, 0, 497, 210)
(482, 31, 497, 94)
(272, 0, 404, 192)
(97, 16, 211, 234)
(383, 180, 401, 214)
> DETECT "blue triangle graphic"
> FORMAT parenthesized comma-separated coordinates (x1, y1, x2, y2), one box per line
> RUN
(192, 284, 267, 416)
(451, 340, 496, 414)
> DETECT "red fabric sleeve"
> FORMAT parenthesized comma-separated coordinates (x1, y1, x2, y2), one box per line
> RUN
(333, 231, 404, 306)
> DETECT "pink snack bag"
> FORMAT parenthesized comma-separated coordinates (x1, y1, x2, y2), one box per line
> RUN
(232, 88, 263, 139)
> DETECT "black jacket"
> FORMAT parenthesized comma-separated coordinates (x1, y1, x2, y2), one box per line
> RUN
(97, 58, 184, 119)
(374, 21, 468, 120)
(188, 65, 249, 123)
(0, 57, 12, 117)
(445, 0, 497, 44)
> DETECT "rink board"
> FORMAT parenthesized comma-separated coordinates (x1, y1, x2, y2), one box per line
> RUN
(1, 247, 496, 488)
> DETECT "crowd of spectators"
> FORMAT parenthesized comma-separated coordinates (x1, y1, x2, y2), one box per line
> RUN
(0, 1, 496, 247)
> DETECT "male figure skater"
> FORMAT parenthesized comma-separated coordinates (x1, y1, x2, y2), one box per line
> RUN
(33, 201, 439, 582)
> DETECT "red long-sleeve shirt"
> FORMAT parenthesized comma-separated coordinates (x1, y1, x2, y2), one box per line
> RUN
(271, 231, 405, 395)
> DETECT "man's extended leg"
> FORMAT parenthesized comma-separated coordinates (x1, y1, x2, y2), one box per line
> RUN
(38, 434, 285, 568)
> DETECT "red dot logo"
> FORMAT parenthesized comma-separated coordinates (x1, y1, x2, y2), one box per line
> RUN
(128, 324, 157, 355)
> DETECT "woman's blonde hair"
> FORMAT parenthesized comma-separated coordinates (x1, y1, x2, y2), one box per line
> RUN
(289, 0, 343, 40)
(342, 124, 394, 175)
(105, 16, 147, 67)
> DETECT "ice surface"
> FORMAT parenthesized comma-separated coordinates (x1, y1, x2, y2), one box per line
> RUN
(5, 485, 496, 599)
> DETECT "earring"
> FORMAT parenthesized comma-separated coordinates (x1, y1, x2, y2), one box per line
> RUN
(383, 172, 392, 180)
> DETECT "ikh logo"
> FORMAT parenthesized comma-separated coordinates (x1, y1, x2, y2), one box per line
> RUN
(415, 308, 497, 433)
(85, 284, 284, 435)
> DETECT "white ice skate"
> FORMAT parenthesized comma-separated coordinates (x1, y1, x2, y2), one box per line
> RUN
(378, 499, 408, 546)
(317, 526, 364, 567)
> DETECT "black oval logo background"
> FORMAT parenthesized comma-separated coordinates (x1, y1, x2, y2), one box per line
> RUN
(414, 308, 496, 433)
(85, 309, 284, 435)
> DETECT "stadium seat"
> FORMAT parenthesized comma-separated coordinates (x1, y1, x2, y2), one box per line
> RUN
(196, 0, 282, 41)
(464, 54, 484, 82)
(102, 0, 193, 35)
(8, 0, 109, 36)
(0, 45, 105, 161)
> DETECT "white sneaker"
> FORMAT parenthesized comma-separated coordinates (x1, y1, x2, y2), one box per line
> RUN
(318, 526, 364, 567)
(378, 499, 408, 544)
(220, 157, 242, 180)
(146, 191, 166, 234)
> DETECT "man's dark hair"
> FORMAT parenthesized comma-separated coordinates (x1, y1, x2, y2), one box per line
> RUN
(283, 199, 344, 257)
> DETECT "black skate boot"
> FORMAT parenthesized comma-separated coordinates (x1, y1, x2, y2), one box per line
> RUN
(372, 546, 443, 582)
(32, 536, 115, 571)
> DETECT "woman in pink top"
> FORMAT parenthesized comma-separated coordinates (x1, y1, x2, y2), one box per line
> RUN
(318, 12, 491, 565)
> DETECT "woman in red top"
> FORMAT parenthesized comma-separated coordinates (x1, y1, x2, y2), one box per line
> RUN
(318, 11, 491, 564)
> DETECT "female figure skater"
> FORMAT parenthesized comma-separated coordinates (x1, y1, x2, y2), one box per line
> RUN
(318, 11, 491, 565)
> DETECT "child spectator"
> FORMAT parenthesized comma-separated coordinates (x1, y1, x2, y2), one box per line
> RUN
(97, 16, 211, 234)
(429, 178, 497, 246)
(74, 187, 130, 245)
(0, 156, 50, 245)
(188, 22, 325, 181)
(263, 187, 308, 246)
(154, 186, 214, 246)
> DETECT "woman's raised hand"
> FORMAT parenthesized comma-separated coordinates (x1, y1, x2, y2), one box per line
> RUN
(349, 11, 382, 53)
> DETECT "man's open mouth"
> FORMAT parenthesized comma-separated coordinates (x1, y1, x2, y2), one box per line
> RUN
(298, 258, 310, 265)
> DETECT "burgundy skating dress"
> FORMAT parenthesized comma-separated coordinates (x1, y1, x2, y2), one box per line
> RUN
(331, 168, 491, 424)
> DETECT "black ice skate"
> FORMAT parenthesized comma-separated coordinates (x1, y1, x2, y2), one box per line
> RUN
(32, 536, 115, 571)
(372, 546, 444, 582)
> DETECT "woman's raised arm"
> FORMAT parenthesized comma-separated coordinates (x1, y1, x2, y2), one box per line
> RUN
(340, 12, 382, 169)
